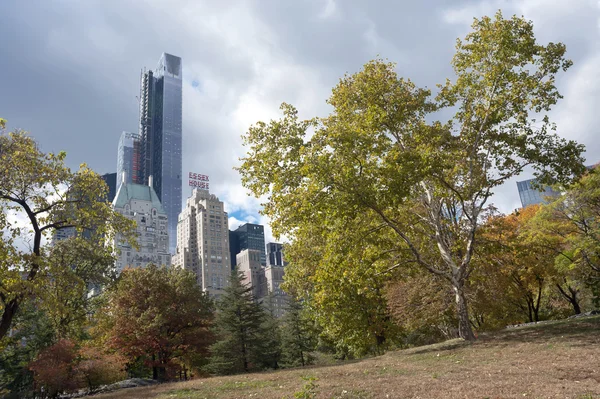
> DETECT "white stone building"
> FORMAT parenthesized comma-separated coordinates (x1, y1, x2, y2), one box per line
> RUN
(172, 188, 230, 298)
(112, 180, 170, 272)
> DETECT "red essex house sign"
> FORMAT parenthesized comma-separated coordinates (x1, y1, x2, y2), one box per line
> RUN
(189, 172, 209, 190)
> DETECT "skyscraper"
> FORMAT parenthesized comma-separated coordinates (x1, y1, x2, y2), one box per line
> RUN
(516, 179, 560, 208)
(138, 53, 183, 253)
(229, 223, 266, 269)
(116, 131, 141, 186)
(112, 177, 170, 272)
(172, 188, 230, 298)
(266, 242, 287, 267)
(101, 172, 117, 203)
(237, 249, 266, 300)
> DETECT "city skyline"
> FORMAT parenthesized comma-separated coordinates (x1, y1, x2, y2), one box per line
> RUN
(2, 1, 600, 246)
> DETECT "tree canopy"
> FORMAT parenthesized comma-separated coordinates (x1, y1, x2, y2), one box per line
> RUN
(0, 127, 135, 340)
(238, 12, 585, 341)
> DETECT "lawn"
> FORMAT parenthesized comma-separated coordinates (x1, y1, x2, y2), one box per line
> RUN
(94, 316, 600, 399)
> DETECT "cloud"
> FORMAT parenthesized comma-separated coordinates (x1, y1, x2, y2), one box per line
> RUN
(1, 0, 599, 236)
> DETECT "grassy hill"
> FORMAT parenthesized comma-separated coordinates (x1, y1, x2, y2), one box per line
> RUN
(95, 316, 600, 399)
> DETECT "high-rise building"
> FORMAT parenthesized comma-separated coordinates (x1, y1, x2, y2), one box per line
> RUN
(116, 131, 142, 187)
(264, 264, 288, 318)
(516, 179, 560, 208)
(101, 172, 117, 203)
(138, 53, 183, 254)
(229, 223, 266, 269)
(172, 188, 230, 298)
(266, 242, 287, 267)
(112, 178, 170, 273)
(236, 249, 266, 301)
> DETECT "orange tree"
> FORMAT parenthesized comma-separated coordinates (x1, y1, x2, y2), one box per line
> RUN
(97, 265, 214, 381)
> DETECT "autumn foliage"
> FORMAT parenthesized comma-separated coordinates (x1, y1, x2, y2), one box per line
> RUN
(28, 339, 125, 397)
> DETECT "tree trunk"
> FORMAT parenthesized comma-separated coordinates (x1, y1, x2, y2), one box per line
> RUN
(0, 299, 20, 340)
(556, 283, 581, 315)
(452, 282, 476, 341)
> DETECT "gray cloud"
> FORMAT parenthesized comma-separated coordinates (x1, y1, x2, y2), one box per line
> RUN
(1, 0, 599, 244)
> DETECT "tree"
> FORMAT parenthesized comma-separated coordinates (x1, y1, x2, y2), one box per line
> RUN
(533, 168, 600, 309)
(206, 270, 268, 374)
(28, 339, 80, 398)
(74, 345, 127, 393)
(279, 298, 315, 368)
(238, 12, 584, 340)
(40, 236, 117, 340)
(0, 300, 55, 397)
(480, 206, 563, 322)
(98, 265, 214, 381)
(258, 292, 282, 369)
(0, 128, 135, 339)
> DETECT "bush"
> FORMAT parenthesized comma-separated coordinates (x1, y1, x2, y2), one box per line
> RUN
(29, 339, 79, 398)
(74, 345, 127, 392)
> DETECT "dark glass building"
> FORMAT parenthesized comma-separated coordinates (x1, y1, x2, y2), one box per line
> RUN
(138, 53, 183, 253)
(101, 172, 117, 203)
(266, 242, 287, 267)
(229, 223, 266, 269)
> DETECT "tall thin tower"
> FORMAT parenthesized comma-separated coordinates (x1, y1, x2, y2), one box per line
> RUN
(138, 53, 183, 253)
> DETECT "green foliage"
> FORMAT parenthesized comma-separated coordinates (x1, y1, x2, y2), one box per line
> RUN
(97, 265, 214, 381)
(0, 301, 55, 397)
(206, 270, 270, 375)
(238, 11, 584, 343)
(0, 129, 136, 340)
(533, 168, 600, 308)
(279, 298, 316, 367)
(258, 292, 282, 369)
(293, 376, 318, 399)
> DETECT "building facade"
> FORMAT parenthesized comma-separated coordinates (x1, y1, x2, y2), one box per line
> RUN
(266, 242, 287, 267)
(112, 180, 170, 272)
(101, 172, 117, 204)
(138, 53, 183, 254)
(264, 264, 288, 318)
(172, 188, 230, 298)
(236, 249, 266, 301)
(229, 223, 266, 269)
(516, 179, 560, 208)
(116, 131, 142, 187)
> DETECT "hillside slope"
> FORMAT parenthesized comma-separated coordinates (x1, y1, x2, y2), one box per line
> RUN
(95, 316, 600, 399)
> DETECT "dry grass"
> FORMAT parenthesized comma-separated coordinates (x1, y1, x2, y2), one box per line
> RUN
(94, 316, 600, 399)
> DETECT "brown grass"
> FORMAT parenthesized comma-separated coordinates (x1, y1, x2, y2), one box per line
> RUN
(93, 316, 600, 399)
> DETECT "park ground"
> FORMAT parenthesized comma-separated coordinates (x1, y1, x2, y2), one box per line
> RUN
(94, 316, 600, 399)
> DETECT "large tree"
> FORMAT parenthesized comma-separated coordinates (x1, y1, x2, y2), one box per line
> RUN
(238, 12, 585, 340)
(206, 271, 269, 374)
(0, 127, 134, 340)
(532, 168, 600, 309)
(98, 265, 214, 381)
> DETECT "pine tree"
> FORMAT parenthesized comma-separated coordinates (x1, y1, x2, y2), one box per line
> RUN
(280, 298, 315, 368)
(258, 291, 282, 369)
(206, 270, 267, 374)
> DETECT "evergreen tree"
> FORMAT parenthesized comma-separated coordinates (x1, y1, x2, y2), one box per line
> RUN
(206, 271, 267, 374)
(280, 298, 315, 368)
(258, 291, 281, 369)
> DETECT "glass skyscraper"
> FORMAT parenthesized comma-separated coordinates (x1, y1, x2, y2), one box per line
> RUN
(516, 178, 560, 208)
(138, 53, 183, 253)
(116, 131, 141, 187)
(229, 223, 267, 269)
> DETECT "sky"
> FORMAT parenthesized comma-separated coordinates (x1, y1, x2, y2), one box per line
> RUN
(1, 0, 599, 245)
